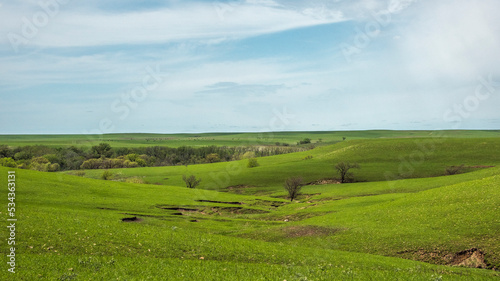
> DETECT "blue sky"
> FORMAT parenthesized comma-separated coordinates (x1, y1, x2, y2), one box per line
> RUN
(1, 0, 499, 134)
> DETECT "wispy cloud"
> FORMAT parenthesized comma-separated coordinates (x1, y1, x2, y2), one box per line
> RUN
(0, 1, 346, 49)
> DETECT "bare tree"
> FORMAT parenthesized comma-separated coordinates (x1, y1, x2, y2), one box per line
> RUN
(335, 162, 360, 183)
(284, 176, 304, 202)
(182, 175, 201, 189)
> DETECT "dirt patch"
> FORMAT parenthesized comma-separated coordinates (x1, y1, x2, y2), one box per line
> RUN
(398, 248, 488, 269)
(161, 207, 199, 212)
(252, 199, 287, 208)
(450, 248, 487, 268)
(281, 225, 341, 238)
(227, 185, 254, 190)
(121, 216, 142, 222)
(307, 178, 340, 185)
(208, 206, 269, 214)
(195, 200, 243, 205)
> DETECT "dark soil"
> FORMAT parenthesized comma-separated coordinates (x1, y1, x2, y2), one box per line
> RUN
(121, 216, 142, 222)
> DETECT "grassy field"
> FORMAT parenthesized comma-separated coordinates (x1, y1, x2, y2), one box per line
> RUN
(75, 137, 500, 193)
(1, 131, 500, 280)
(1, 130, 499, 148)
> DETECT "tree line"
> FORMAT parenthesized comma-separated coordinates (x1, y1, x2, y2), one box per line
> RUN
(0, 143, 307, 171)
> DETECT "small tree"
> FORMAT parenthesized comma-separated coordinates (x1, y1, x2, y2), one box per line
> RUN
(182, 175, 201, 189)
(335, 162, 360, 183)
(247, 158, 259, 168)
(284, 176, 304, 202)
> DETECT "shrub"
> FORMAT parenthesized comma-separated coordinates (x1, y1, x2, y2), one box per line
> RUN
(298, 138, 311, 145)
(80, 158, 104, 170)
(247, 158, 259, 168)
(0, 157, 17, 168)
(125, 177, 145, 184)
(303, 155, 313, 160)
(101, 170, 114, 180)
(75, 170, 86, 177)
(48, 163, 60, 172)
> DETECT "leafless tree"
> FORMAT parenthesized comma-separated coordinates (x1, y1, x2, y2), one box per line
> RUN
(182, 175, 201, 189)
(284, 176, 304, 202)
(335, 162, 360, 183)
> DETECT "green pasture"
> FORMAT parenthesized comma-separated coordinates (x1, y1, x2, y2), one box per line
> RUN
(1, 131, 500, 280)
(1, 166, 500, 280)
(75, 137, 500, 194)
(1, 130, 499, 148)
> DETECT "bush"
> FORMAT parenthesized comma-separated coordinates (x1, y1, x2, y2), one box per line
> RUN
(298, 138, 311, 145)
(48, 163, 60, 172)
(247, 158, 259, 168)
(303, 155, 313, 160)
(101, 170, 114, 180)
(125, 177, 145, 184)
(75, 170, 86, 177)
(0, 157, 17, 168)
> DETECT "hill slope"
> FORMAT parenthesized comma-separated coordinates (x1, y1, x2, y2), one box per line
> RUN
(1, 165, 500, 280)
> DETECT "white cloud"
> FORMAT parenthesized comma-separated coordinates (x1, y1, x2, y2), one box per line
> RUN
(397, 0, 500, 82)
(0, 1, 346, 49)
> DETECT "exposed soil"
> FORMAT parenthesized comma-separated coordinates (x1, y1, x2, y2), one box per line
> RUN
(195, 200, 243, 205)
(398, 248, 489, 269)
(161, 207, 199, 212)
(121, 216, 142, 222)
(450, 248, 487, 268)
(208, 206, 269, 214)
(306, 178, 340, 185)
(226, 185, 254, 190)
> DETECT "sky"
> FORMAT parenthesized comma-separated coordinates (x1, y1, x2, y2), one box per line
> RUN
(1, 0, 499, 134)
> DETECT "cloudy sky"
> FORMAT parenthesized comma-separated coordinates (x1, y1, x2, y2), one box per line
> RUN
(1, 0, 499, 134)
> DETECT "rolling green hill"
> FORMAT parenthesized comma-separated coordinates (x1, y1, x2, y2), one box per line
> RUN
(76, 137, 500, 194)
(1, 166, 500, 280)
(1, 133, 500, 280)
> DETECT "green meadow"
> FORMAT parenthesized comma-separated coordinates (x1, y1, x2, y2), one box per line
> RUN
(1, 131, 500, 280)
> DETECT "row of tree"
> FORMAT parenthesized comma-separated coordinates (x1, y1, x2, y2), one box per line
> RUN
(0, 143, 306, 171)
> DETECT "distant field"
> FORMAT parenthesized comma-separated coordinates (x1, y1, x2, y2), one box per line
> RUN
(1, 130, 499, 148)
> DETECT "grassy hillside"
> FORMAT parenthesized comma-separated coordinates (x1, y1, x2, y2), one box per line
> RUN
(76, 137, 500, 195)
(1, 130, 500, 148)
(1, 166, 499, 280)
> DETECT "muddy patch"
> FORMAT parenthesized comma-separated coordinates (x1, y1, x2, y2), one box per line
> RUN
(121, 216, 143, 222)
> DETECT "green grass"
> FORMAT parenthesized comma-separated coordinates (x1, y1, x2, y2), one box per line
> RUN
(1, 167, 500, 280)
(1, 130, 499, 148)
(75, 137, 500, 194)
(2, 132, 500, 280)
